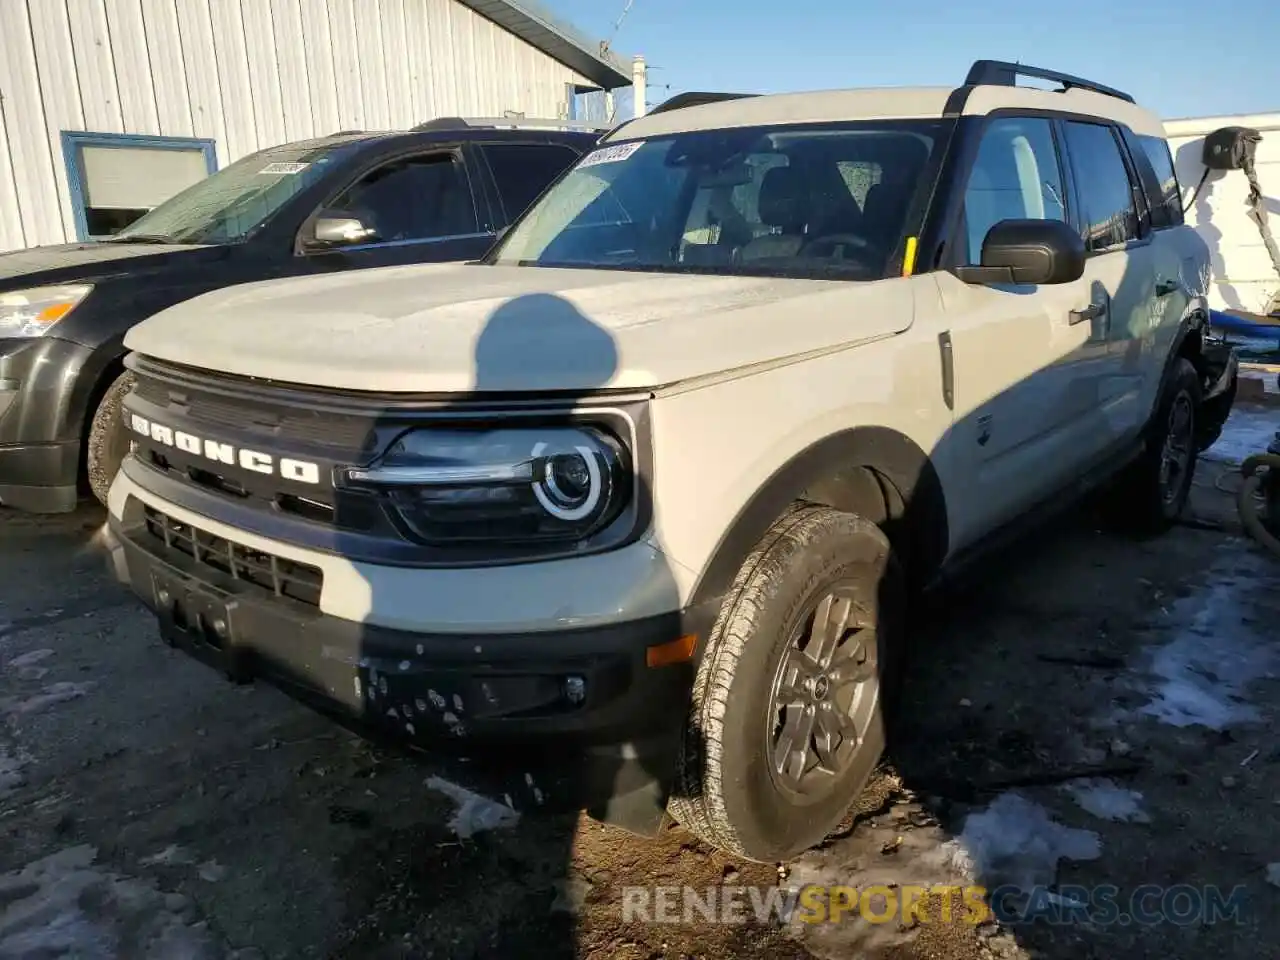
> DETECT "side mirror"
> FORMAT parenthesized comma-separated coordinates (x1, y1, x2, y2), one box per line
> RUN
(951, 219, 1085, 286)
(308, 210, 375, 247)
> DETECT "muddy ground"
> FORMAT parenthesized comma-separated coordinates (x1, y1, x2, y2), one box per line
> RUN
(2, 402, 1278, 960)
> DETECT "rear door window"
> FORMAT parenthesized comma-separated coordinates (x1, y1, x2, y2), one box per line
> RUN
(1061, 121, 1141, 252)
(482, 143, 583, 224)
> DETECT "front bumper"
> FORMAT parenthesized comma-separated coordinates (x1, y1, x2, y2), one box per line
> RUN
(106, 471, 708, 829)
(0, 336, 97, 512)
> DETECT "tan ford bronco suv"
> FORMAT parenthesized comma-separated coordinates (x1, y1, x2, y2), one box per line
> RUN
(104, 61, 1238, 862)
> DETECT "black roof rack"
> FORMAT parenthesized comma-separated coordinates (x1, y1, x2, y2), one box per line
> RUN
(410, 116, 607, 132)
(964, 60, 1135, 104)
(647, 92, 759, 116)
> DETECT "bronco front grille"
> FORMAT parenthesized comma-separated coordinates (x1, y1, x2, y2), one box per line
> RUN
(130, 376, 373, 450)
(141, 506, 323, 607)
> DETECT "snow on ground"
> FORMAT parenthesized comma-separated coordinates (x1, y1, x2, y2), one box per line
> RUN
(1060, 778, 1150, 823)
(0, 845, 254, 960)
(1124, 548, 1275, 730)
(940, 792, 1101, 892)
(0, 745, 27, 795)
(1202, 405, 1277, 464)
(787, 791, 1100, 958)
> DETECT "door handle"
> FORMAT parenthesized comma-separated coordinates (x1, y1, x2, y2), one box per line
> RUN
(1069, 303, 1106, 325)
(1155, 278, 1179, 297)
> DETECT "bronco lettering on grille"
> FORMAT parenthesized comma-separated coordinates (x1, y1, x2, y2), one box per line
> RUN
(127, 412, 322, 485)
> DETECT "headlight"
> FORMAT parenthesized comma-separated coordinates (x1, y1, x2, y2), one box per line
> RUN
(0, 285, 93, 338)
(342, 425, 631, 546)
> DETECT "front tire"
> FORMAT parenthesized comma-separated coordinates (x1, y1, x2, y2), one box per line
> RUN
(86, 371, 135, 508)
(668, 505, 903, 862)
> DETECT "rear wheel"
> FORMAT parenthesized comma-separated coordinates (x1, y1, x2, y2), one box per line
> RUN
(668, 505, 903, 862)
(86, 371, 135, 508)
(1104, 358, 1201, 535)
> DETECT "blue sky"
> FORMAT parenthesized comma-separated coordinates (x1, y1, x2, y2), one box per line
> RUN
(549, 0, 1279, 120)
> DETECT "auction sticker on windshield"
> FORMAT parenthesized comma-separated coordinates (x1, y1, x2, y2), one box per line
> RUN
(258, 162, 311, 175)
(578, 142, 644, 169)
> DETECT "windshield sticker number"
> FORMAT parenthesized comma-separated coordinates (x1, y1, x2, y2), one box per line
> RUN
(258, 162, 310, 175)
(578, 142, 644, 169)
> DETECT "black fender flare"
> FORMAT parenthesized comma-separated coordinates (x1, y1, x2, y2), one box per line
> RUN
(686, 426, 950, 616)
(1162, 306, 1209, 385)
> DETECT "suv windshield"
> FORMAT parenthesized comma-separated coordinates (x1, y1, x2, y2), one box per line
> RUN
(490, 120, 946, 279)
(108, 139, 366, 245)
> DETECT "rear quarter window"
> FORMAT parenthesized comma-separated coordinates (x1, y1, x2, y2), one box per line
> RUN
(1135, 135, 1184, 229)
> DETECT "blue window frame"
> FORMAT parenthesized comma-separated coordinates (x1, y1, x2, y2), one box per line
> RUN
(61, 131, 218, 241)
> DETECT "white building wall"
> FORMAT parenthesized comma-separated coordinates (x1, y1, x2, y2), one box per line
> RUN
(0, 0, 593, 252)
(1163, 113, 1280, 317)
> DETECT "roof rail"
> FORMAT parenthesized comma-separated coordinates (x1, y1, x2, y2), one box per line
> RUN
(647, 92, 759, 116)
(411, 115, 608, 132)
(964, 60, 1135, 104)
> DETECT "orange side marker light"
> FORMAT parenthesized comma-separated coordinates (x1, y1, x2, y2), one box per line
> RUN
(646, 633, 697, 668)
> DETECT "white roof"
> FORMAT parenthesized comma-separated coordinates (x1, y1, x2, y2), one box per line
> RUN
(611, 83, 1168, 141)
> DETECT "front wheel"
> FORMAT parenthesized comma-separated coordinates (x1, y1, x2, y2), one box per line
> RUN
(668, 505, 903, 862)
(86, 371, 135, 508)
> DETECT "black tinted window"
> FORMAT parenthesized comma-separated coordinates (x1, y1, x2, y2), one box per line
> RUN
(334, 154, 478, 243)
(1062, 122, 1139, 252)
(483, 143, 581, 223)
(1136, 135, 1183, 228)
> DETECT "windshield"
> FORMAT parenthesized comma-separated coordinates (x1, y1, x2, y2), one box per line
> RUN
(490, 120, 946, 279)
(110, 140, 364, 245)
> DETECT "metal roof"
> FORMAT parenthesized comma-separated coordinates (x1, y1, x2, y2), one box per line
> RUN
(455, 0, 632, 89)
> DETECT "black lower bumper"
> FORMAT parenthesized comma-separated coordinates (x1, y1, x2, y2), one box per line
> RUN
(0, 442, 81, 512)
(106, 508, 701, 831)
(0, 336, 99, 512)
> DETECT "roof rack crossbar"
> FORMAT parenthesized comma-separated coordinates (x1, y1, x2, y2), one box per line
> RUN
(411, 116, 608, 132)
(964, 60, 1135, 104)
(647, 92, 759, 116)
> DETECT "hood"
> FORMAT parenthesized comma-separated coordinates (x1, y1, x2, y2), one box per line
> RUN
(0, 241, 216, 288)
(124, 262, 915, 393)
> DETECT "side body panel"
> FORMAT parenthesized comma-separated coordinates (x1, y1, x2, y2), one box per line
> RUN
(645, 274, 959, 601)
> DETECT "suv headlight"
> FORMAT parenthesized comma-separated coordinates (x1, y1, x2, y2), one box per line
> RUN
(342, 425, 631, 546)
(0, 285, 93, 338)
